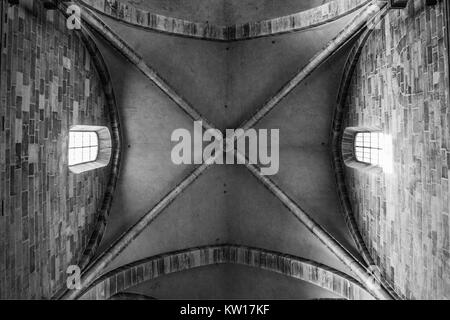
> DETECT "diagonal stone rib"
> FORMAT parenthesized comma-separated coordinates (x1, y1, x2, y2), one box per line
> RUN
(69, 0, 215, 130)
(53, 1, 220, 300)
(58, 162, 213, 300)
(222, 1, 393, 299)
(221, 2, 393, 298)
(233, 151, 392, 300)
(54, 0, 391, 300)
(236, 2, 386, 135)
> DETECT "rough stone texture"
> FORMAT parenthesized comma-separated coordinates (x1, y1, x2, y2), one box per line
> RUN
(81, 0, 367, 40)
(344, 0, 450, 299)
(0, 0, 110, 298)
(81, 245, 373, 300)
(119, 0, 330, 25)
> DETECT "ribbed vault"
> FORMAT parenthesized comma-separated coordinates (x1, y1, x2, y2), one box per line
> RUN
(52, 0, 397, 300)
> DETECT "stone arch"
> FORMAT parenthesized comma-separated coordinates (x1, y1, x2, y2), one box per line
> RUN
(69, 20, 122, 273)
(80, 245, 375, 300)
(78, 0, 372, 41)
(329, 8, 402, 300)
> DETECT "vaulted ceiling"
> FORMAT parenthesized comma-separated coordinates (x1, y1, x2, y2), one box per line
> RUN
(6, 0, 445, 300)
(50, 0, 395, 300)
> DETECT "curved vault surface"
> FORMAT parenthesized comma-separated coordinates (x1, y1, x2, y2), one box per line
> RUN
(55, 0, 388, 299)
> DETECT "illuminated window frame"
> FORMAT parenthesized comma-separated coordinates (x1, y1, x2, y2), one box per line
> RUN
(68, 131, 99, 166)
(354, 132, 382, 166)
(342, 127, 393, 174)
(68, 125, 112, 174)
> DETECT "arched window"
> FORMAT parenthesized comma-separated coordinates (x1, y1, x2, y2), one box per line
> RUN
(342, 127, 393, 173)
(69, 125, 112, 174)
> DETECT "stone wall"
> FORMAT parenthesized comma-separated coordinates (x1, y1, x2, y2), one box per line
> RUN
(0, 0, 111, 298)
(344, 0, 450, 299)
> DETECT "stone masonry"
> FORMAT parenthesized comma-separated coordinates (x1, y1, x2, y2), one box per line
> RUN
(344, 0, 450, 299)
(0, 0, 111, 298)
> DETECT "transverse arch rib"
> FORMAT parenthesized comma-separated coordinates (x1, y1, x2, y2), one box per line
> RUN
(80, 245, 375, 300)
(79, 0, 371, 41)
